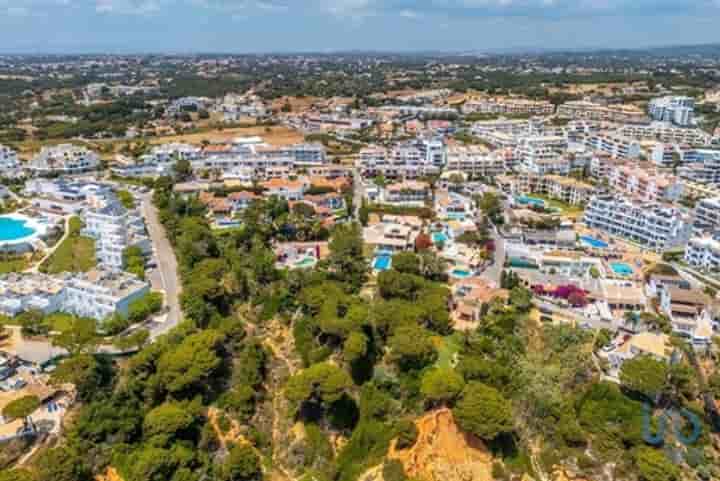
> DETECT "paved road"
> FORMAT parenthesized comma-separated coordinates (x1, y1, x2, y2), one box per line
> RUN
(479, 224, 505, 286)
(140, 192, 183, 338)
(352, 168, 364, 220)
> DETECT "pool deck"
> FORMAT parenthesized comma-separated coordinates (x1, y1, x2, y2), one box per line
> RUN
(0, 213, 50, 248)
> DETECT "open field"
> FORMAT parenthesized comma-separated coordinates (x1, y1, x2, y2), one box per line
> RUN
(145, 125, 303, 146)
(11, 125, 305, 161)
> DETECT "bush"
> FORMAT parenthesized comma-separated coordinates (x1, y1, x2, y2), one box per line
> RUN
(382, 460, 407, 481)
(127, 292, 164, 324)
(394, 418, 418, 450)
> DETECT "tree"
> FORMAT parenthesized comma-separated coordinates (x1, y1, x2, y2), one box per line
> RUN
(324, 223, 367, 291)
(286, 362, 352, 410)
(619, 355, 669, 402)
(17, 310, 48, 337)
(50, 354, 107, 401)
(420, 368, 465, 405)
(414, 233, 432, 252)
(223, 444, 262, 481)
(114, 329, 150, 352)
(634, 447, 679, 481)
(392, 252, 421, 276)
(143, 401, 198, 442)
(343, 331, 368, 363)
(453, 382, 513, 441)
(0, 469, 36, 481)
(2, 395, 40, 421)
(157, 329, 224, 396)
(173, 158, 193, 181)
(35, 446, 92, 481)
(51, 316, 98, 355)
(388, 325, 437, 371)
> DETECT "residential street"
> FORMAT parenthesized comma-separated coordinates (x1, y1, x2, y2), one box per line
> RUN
(140, 192, 183, 338)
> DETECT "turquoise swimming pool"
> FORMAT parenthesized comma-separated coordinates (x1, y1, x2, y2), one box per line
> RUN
(373, 255, 392, 271)
(295, 257, 316, 268)
(516, 195, 546, 207)
(610, 262, 634, 276)
(0, 216, 36, 242)
(451, 269, 472, 278)
(580, 235, 608, 249)
(432, 232, 448, 244)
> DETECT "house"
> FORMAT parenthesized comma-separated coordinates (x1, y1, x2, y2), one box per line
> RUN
(452, 278, 509, 330)
(605, 332, 672, 371)
(434, 190, 475, 220)
(363, 222, 418, 253)
(381, 181, 430, 206)
(261, 178, 308, 201)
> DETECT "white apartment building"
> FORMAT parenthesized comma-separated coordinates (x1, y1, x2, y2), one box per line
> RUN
(557, 100, 647, 123)
(685, 233, 720, 271)
(63, 269, 150, 321)
(143, 143, 202, 163)
(461, 97, 555, 116)
(648, 96, 695, 126)
(445, 146, 507, 178)
(677, 149, 720, 184)
(608, 165, 684, 203)
(0, 269, 149, 322)
(583, 196, 692, 251)
(0, 144, 19, 170)
(516, 135, 569, 174)
(693, 197, 720, 233)
(82, 198, 148, 271)
(586, 133, 641, 159)
(619, 123, 711, 146)
(357, 143, 441, 179)
(381, 180, 431, 206)
(470, 117, 538, 137)
(29, 144, 100, 175)
(497, 173, 594, 206)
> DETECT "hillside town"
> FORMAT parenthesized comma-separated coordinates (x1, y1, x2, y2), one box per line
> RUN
(1, 47, 720, 481)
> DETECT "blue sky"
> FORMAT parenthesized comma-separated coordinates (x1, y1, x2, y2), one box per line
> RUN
(1, 0, 720, 53)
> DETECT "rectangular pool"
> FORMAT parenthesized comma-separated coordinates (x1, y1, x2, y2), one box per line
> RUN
(373, 255, 392, 271)
(610, 262, 634, 276)
(580, 235, 609, 249)
(432, 232, 448, 244)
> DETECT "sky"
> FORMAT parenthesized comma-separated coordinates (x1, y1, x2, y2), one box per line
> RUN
(1, 0, 720, 54)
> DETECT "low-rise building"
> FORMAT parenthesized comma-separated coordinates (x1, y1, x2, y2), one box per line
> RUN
(608, 165, 684, 202)
(28, 144, 100, 175)
(445, 145, 507, 178)
(605, 332, 672, 371)
(583, 196, 692, 250)
(685, 233, 720, 271)
(620, 123, 710, 145)
(557, 100, 647, 123)
(693, 197, 720, 233)
(381, 180, 431, 206)
(586, 133, 641, 159)
(461, 96, 554, 116)
(648, 96, 695, 126)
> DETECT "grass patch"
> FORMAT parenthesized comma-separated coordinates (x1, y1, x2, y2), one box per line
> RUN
(0, 256, 29, 274)
(43, 312, 76, 332)
(40, 217, 96, 274)
(117, 190, 135, 209)
(433, 332, 463, 369)
(529, 194, 585, 215)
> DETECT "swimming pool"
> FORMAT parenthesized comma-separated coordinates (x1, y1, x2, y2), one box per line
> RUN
(451, 269, 472, 278)
(446, 212, 466, 221)
(0, 215, 37, 242)
(580, 235, 609, 249)
(373, 255, 392, 271)
(432, 232, 448, 244)
(516, 195, 546, 207)
(295, 257, 317, 268)
(610, 262, 634, 276)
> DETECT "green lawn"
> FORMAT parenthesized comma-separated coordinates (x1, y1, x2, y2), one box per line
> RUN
(0, 256, 29, 274)
(40, 217, 97, 274)
(434, 332, 463, 369)
(44, 312, 76, 332)
(530, 194, 585, 215)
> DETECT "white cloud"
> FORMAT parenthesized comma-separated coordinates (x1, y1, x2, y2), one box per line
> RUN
(95, 0, 163, 14)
